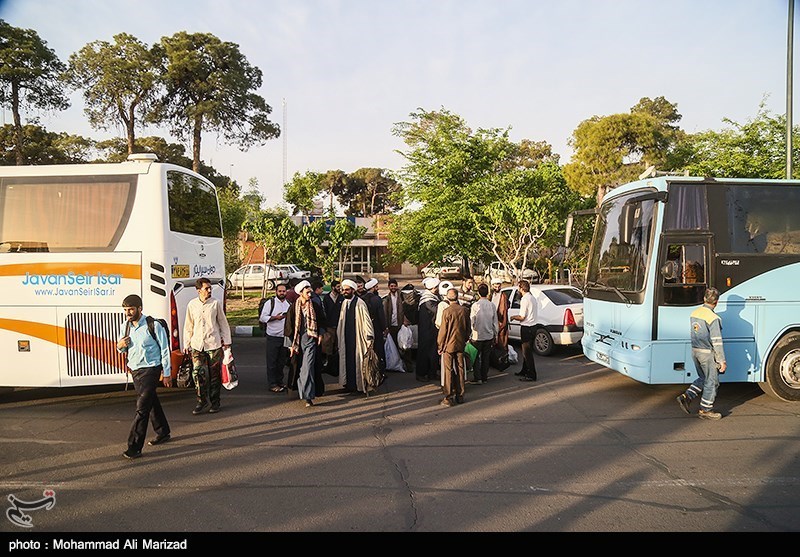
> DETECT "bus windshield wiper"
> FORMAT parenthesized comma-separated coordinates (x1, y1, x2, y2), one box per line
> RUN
(586, 281, 631, 304)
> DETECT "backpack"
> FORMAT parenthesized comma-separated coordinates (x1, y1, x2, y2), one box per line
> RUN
(258, 297, 276, 331)
(125, 315, 169, 351)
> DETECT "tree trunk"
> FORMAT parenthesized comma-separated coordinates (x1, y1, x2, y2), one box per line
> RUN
(126, 105, 136, 155)
(11, 82, 23, 166)
(192, 113, 202, 173)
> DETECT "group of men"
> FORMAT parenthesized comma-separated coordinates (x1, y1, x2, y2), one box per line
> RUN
(116, 277, 233, 460)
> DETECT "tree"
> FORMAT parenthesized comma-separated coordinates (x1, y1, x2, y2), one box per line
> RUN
(0, 124, 93, 165)
(217, 186, 249, 275)
(389, 107, 516, 266)
(474, 163, 584, 282)
(0, 20, 69, 165)
(283, 171, 323, 215)
(681, 102, 796, 179)
(336, 167, 402, 216)
(242, 207, 299, 297)
(66, 33, 160, 155)
(295, 216, 366, 282)
(155, 31, 280, 173)
(563, 96, 685, 201)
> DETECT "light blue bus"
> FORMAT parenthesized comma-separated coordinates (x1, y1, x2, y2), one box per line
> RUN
(577, 175, 800, 402)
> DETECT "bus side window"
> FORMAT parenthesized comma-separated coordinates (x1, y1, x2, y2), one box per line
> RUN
(663, 244, 706, 305)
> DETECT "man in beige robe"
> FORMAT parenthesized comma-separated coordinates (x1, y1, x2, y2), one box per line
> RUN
(337, 279, 375, 393)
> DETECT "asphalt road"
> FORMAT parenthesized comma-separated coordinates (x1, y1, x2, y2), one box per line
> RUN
(1, 336, 799, 540)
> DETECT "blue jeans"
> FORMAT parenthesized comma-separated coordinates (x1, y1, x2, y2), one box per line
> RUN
(690, 349, 720, 411)
(297, 333, 317, 402)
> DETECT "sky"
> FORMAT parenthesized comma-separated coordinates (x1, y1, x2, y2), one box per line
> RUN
(0, 0, 795, 208)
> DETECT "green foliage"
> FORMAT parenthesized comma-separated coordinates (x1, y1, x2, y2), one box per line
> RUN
(563, 96, 686, 199)
(0, 19, 70, 164)
(154, 31, 280, 172)
(681, 102, 796, 179)
(66, 33, 160, 154)
(389, 107, 585, 279)
(0, 124, 92, 164)
(283, 171, 323, 215)
(336, 167, 402, 216)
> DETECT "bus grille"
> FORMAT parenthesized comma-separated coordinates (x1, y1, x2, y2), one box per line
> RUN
(64, 312, 127, 377)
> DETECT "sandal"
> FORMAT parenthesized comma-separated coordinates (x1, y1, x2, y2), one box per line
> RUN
(270, 385, 286, 393)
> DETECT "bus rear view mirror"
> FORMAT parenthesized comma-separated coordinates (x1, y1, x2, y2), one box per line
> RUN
(661, 260, 678, 280)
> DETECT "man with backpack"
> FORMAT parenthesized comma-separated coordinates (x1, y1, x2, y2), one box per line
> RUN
(116, 294, 172, 460)
(259, 283, 291, 393)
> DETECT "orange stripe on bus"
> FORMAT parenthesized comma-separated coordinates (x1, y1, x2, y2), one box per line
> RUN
(0, 318, 127, 371)
(0, 262, 141, 279)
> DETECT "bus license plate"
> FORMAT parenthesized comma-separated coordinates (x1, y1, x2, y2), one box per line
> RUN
(171, 265, 190, 279)
(596, 352, 610, 364)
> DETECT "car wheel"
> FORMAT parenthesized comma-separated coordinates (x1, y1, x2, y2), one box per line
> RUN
(266, 279, 276, 290)
(225, 279, 232, 289)
(533, 327, 555, 356)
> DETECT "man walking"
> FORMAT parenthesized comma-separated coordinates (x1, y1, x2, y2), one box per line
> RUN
(437, 287, 470, 407)
(337, 279, 375, 394)
(259, 283, 290, 393)
(362, 278, 387, 374)
(184, 278, 232, 415)
(382, 277, 405, 348)
(677, 287, 727, 420)
(510, 279, 537, 381)
(470, 283, 498, 385)
(290, 280, 324, 407)
(489, 278, 510, 357)
(117, 294, 171, 459)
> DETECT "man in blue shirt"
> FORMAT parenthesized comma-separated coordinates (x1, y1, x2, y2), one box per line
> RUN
(117, 294, 172, 459)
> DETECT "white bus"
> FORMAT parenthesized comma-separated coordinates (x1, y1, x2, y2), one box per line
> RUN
(0, 154, 226, 387)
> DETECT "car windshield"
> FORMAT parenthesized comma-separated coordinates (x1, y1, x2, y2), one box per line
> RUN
(541, 288, 583, 305)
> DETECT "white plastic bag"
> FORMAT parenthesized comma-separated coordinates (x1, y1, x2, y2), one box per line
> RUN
(221, 347, 239, 390)
(507, 344, 518, 364)
(397, 325, 413, 351)
(384, 335, 405, 372)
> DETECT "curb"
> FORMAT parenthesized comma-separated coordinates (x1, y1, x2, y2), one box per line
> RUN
(233, 326, 264, 337)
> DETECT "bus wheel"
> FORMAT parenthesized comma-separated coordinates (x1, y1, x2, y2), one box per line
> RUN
(266, 279, 276, 291)
(533, 327, 555, 356)
(760, 332, 800, 402)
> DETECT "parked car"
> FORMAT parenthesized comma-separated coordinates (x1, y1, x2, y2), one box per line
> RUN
(226, 263, 288, 290)
(421, 258, 464, 280)
(485, 261, 539, 284)
(503, 284, 584, 355)
(276, 264, 311, 281)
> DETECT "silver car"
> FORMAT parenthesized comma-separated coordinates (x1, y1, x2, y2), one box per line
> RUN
(226, 263, 288, 290)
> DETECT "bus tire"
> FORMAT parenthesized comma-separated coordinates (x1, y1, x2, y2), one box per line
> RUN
(760, 332, 800, 402)
(533, 327, 555, 356)
(265, 279, 276, 291)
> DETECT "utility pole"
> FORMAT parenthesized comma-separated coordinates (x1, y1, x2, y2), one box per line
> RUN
(788, 0, 795, 179)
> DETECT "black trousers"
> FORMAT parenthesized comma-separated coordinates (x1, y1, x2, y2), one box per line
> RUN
(128, 366, 170, 452)
(520, 326, 538, 380)
(473, 339, 493, 382)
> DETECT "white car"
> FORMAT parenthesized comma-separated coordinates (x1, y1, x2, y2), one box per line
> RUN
(276, 264, 311, 280)
(485, 261, 538, 284)
(421, 258, 463, 280)
(503, 284, 584, 356)
(226, 263, 288, 290)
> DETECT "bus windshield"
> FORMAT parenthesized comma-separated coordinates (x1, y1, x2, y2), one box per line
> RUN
(586, 190, 657, 293)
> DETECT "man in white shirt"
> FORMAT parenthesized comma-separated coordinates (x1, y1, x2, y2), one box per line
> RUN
(510, 279, 537, 381)
(183, 278, 232, 414)
(470, 283, 498, 384)
(259, 283, 291, 393)
(382, 278, 405, 348)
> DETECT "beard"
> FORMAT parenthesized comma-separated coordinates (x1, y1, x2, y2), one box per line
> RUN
(343, 291, 355, 299)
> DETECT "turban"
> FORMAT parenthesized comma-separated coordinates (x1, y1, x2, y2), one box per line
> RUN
(439, 281, 454, 296)
(364, 278, 378, 290)
(422, 277, 440, 290)
(341, 279, 358, 290)
(491, 278, 503, 285)
(294, 280, 311, 294)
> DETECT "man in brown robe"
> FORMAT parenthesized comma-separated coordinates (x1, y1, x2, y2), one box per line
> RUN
(437, 287, 470, 407)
